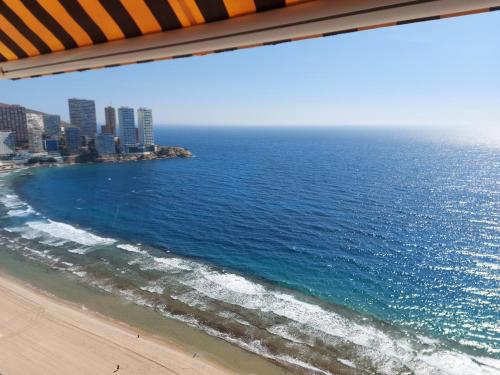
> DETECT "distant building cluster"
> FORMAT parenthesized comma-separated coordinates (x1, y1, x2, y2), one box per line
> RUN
(0, 99, 155, 160)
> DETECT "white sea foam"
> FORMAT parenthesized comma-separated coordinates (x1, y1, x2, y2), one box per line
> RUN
(117, 289, 157, 309)
(416, 351, 500, 375)
(171, 291, 209, 310)
(179, 266, 500, 375)
(417, 335, 440, 346)
(24, 247, 59, 263)
(5, 225, 41, 240)
(7, 206, 36, 217)
(272, 353, 330, 375)
(140, 283, 165, 295)
(217, 311, 251, 326)
(68, 248, 89, 255)
(0, 194, 25, 209)
(4, 226, 24, 233)
(266, 324, 309, 345)
(151, 257, 193, 271)
(26, 220, 116, 246)
(71, 271, 87, 278)
(117, 244, 147, 254)
(195, 328, 331, 375)
(203, 271, 265, 295)
(39, 237, 70, 247)
(337, 359, 356, 368)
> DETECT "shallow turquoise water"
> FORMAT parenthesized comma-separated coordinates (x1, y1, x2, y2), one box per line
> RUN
(2, 126, 499, 374)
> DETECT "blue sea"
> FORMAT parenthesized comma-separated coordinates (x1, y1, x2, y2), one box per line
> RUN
(1, 126, 499, 374)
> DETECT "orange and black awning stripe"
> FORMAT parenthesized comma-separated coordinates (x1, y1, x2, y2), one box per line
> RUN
(0, 0, 303, 62)
(1, 0, 499, 78)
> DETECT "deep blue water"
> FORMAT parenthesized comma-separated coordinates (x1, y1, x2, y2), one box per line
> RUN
(12, 126, 500, 369)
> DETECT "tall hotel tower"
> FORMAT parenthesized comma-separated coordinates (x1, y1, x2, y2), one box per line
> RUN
(104, 106, 116, 135)
(42, 114, 61, 138)
(137, 108, 154, 146)
(118, 107, 136, 147)
(68, 98, 97, 140)
(0, 103, 28, 146)
(26, 113, 44, 153)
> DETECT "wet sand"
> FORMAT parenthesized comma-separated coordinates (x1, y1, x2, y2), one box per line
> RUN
(0, 270, 291, 375)
(0, 247, 292, 375)
(0, 273, 237, 374)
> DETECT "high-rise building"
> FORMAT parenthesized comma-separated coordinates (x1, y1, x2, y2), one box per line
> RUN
(26, 113, 44, 153)
(43, 114, 61, 138)
(96, 133, 116, 155)
(137, 108, 154, 146)
(104, 106, 116, 135)
(68, 98, 97, 140)
(0, 104, 28, 146)
(0, 132, 15, 156)
(118, 107, 136, 147)
(65, 126, 81, 155)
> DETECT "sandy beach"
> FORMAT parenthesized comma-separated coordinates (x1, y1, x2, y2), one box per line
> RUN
(0, 273, 235, 375)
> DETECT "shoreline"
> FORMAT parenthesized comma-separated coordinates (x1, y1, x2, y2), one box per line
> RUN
(0, 145, 193, 170)
(2, 163, 498, 375)
(0, 251, 291, 375)
(0, 271, 232, 375)
(0, 167, 294, 375)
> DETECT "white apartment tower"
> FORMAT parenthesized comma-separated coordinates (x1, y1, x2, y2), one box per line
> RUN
(0, 104, 28, 146)
(118, 107, 136, 146)
(26, 113, 44, 153)
(137, 108, 154, 146)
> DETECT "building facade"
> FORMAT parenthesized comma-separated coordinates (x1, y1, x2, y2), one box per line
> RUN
(65, 126, 81, 155)
(44, 139, 59, 153)
(0, 104, 28, 146)
(118, 107, 136, 147)
(27, 113, 44, 153)
(0, 132, 15, 156)
(68, 98, 97, 140)
(104, 106, 116, 135)
(96, 133, 116, 155)
(137, 108, 154, 146)
(43, 114, 61, 138)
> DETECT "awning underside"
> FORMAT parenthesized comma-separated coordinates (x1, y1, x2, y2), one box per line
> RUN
(0, 0, 498, 80)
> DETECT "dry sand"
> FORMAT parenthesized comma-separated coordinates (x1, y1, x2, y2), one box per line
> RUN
(0, 274, 236, 375)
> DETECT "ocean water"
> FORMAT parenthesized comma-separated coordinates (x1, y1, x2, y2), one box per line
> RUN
(1, 126, 499, 374)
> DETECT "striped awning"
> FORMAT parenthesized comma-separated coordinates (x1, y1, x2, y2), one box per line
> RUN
(0, 0, 499, 79)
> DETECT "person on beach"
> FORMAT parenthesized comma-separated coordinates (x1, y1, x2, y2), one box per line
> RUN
(113, 364, 120, 373)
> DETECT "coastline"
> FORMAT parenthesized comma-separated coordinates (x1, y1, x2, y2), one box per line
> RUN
(0, 271, 231, 375)
(2, 159, 499, 375)
(66, 146, 193, 164)
(0, 167, 293, 375)
(0, 250, 291, 375)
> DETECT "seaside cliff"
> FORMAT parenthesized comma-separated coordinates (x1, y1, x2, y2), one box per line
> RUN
(69, 146, 193, 164)
(0, 146, 192, 172)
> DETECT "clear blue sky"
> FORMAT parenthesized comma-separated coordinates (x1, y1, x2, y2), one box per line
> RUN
(1, 11, 499, 127)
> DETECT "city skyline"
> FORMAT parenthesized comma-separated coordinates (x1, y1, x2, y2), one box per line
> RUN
(0, 11, 499, 128)
(0, 99, 156, 157)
